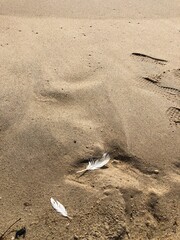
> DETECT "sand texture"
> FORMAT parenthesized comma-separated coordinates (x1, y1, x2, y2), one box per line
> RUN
(0, 1, 180, 239)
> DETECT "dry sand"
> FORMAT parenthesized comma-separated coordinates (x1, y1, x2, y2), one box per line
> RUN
(0, 1, 180, 239)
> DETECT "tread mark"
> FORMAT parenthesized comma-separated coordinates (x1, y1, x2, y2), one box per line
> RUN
(166, 107, 180, 125)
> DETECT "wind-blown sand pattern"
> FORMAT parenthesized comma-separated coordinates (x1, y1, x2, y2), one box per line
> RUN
(0, 1, 180, 239)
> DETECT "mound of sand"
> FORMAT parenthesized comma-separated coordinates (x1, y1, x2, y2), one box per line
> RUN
(0, 1, 180, 239)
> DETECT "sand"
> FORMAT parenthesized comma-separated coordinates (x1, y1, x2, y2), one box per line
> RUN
(0, 1, 180, 239)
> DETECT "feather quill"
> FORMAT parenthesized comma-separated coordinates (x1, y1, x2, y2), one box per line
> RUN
(77, 153, 110, 173)
(50, 198, 71, 219)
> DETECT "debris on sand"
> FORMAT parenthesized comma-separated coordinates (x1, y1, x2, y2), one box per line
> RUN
(15, 227, 26, 239)
(0, 218, 21, 240)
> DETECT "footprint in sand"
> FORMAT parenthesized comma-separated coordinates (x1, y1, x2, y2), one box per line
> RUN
(139, 69, 180, 103)
(166, 107, 180, 126)
(140, 69, 180, 127)
(132, 53, 180, 127)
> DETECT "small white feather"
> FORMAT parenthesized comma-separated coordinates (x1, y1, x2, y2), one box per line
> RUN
(77, 153, 110, 173)
(50, 198, 71, 219)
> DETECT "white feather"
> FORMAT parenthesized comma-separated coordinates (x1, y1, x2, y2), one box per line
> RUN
(77, 153, 110, 173)
(50, 198, 70, 218)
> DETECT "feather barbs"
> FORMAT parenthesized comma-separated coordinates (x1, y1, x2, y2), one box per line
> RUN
(77, 153, 110, 173)
(50, 198, 71, 219)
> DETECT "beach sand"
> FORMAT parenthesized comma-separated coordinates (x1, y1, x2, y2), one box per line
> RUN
(0, 1, 180, 239)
